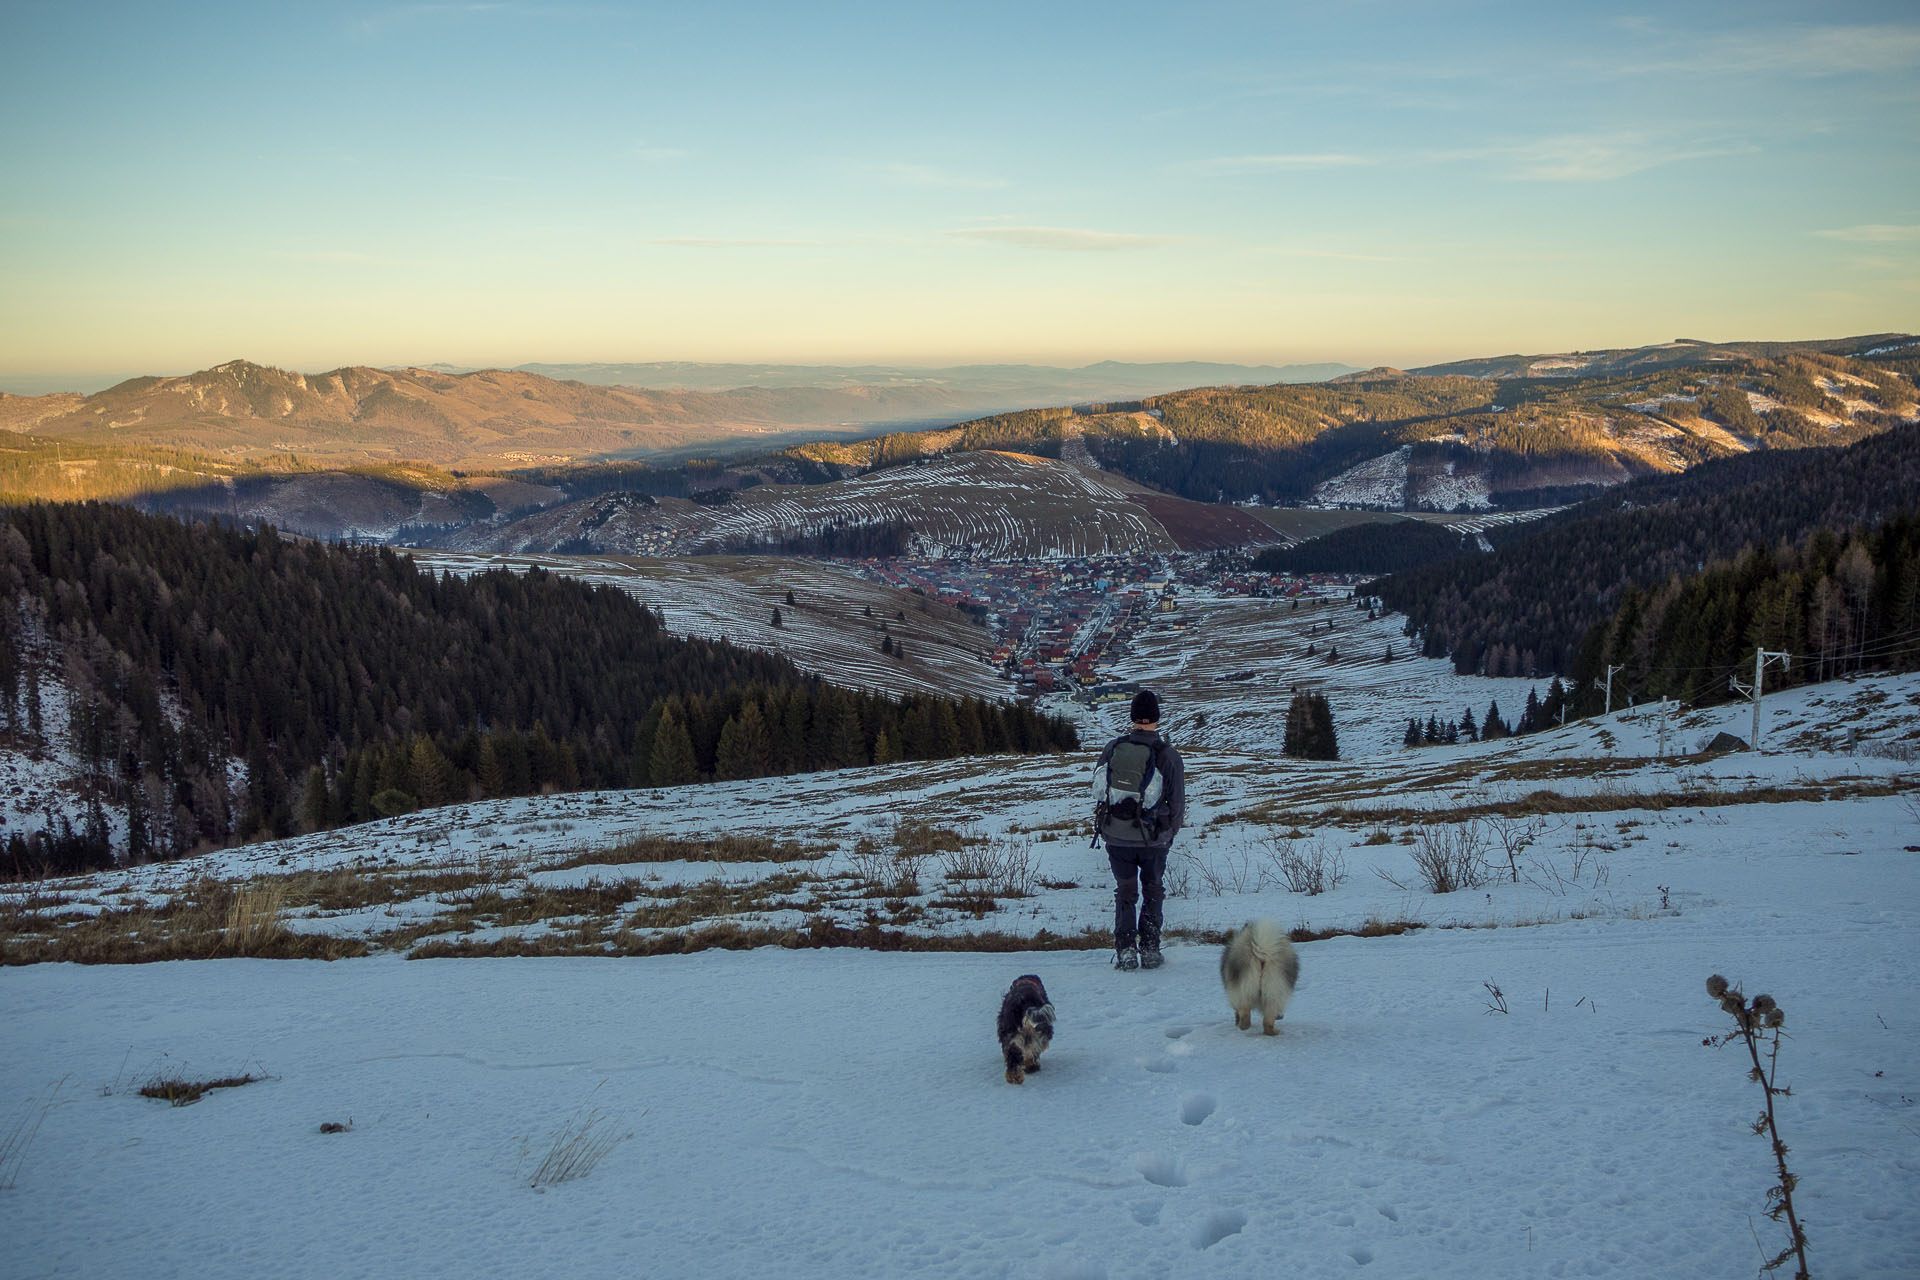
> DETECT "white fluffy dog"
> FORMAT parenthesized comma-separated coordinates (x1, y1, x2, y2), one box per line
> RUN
(1220, 919, 1299, 1035)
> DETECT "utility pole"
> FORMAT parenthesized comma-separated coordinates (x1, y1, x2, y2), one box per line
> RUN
(1730, 648, 1790, 749)
(1604, 664, 1626, 715)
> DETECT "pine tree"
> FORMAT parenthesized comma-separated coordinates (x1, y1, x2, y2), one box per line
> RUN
(1305, 690, 1336, 759)
(1404, 717, 1422, 747)
(648, 702, 699, 787)
(1460, 705, 1478, 741)
(873, 728, 900, 764)
(1482, 700, 1507, 740)
(410, 735, 455, 808)
(714, 715, 752, 781)
(785, 589, 796, 606)
(479, 736, 507, 796)
(298, 765, 329, 833)
(771, 606, 783, 629)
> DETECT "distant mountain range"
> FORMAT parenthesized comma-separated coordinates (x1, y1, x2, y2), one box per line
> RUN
(1408, 334, 1916, 379)
(0, 335, 1912, 549)
(0, 358, 1360, 469)
(493, 359, 1360, 399)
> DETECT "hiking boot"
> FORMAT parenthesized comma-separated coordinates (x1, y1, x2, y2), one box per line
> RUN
(1113, 945, 1140, 971)
(1138, 943, 1163, 970)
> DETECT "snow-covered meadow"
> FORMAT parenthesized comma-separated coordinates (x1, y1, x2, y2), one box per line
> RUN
(4, 669, 1918, 1277)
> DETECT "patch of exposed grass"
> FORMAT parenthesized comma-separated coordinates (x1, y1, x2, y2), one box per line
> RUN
(139, 1072, 263, 1106)
(1, 879, 369, 965)
(276, 866, 499, 912)
(1234, 777, 1912, 831)
(545, 834, 824, 871)
(893, 820, 976, 859)
(412, 918, 1112, 958)
(1168, 918, 1426, 946)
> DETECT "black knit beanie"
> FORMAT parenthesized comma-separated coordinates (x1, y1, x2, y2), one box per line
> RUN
(1130, 689, 1160, 724)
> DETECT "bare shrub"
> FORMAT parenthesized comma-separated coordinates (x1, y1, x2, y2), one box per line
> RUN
(1484, 813, 1550, 883)
(1522, 842, 1612, 896)
(939, 839, 1036, 899)
(1177, 846, 1261, 896)
(1261, 835, 1348, 895)
(528, 1105, 634, 1188)
(844, 843, 923, 897)
(1385, 822, 1491, 894)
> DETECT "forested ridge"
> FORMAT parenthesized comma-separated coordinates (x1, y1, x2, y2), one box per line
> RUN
(0, 504, 1074, 877)
(1369, 425, 1920, 678)
(1253, 520, 1472, 576)
(1580, 513, 1920, 708)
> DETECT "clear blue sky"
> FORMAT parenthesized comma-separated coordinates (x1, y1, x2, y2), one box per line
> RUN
(2, 1, 1916, 384)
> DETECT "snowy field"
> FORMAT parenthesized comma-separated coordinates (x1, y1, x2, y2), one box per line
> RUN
(4, 670, 1919, 1277)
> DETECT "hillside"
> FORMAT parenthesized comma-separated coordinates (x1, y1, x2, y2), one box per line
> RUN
(3, 663, 1915, 1276)
(777, 339, 1917, 511)
(430, 451, 1286, 559)
(1370, 423, 1920, 677)
(0, 361, 985, 468)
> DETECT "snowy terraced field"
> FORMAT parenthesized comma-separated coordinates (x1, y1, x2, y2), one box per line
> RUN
(4, 673, 1919, 1277)
(707, 453, 1176, 558)
(413, 551, 1010, 703)
(1106, 594, 1549, 757)
(467, 453, 1252, 560)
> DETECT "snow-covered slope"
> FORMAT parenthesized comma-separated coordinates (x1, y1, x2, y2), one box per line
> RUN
(3, 672, 1917, 1278)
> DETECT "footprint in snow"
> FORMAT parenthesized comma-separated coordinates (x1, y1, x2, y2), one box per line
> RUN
(1141, 1056, 1178, 1075)
(1163, 1025, 1194, 1040)
(1179, 1093, 1218, 1126)
(1192, 1209, 1248, 1250)
(1135, 1153, 1189, 1188)
(1350, 1246, 1376, 1265)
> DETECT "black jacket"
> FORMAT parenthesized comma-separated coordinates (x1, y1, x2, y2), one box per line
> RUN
(1093, 729, 1185, 851)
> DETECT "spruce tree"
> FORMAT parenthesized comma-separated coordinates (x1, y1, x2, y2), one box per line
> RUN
(714, 715, 752, 781)
(648, 702, 699, 787)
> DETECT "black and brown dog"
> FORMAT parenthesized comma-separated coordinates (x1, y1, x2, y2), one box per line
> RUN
(997, 974, 1054, 1084)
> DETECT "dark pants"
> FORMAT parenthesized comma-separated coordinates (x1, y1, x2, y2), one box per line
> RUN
(1106, 844, 1167, 949)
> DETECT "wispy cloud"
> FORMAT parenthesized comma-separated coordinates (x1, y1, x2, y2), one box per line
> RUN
(1190, 153, 1374, 176)
(1616, 23, 1920, 77)
(642, 237, 823, 249)
(1813, 224, 1920, 244)
(863, 162, 1010, 191)
(631, 142, 689, 162)
(1492, 132, 1756, 182)
(946, 226, 1178, 252)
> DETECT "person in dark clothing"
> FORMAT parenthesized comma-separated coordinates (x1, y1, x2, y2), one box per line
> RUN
(1091, 689, 1185, 970)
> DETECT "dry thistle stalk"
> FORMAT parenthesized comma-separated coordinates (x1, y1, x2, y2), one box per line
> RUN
(1703, 974, 1809, 1279)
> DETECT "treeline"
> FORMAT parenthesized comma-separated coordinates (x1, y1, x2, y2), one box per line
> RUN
(1254, 520, 1470, 575)
(1576, 513, 1920, 706)
(0, 503, 1075, 878)
(1371, 425, 1920, 676)
(303, 683, 1066, 832)
(701, 519, 912, 558)
(1402, 682, 1570, 748)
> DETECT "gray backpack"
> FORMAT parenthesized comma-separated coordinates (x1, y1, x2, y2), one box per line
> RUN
(1094, 738, 1165, 844)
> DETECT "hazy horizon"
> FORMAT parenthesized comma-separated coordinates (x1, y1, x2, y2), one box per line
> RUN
(4, 2, 1916, 379)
